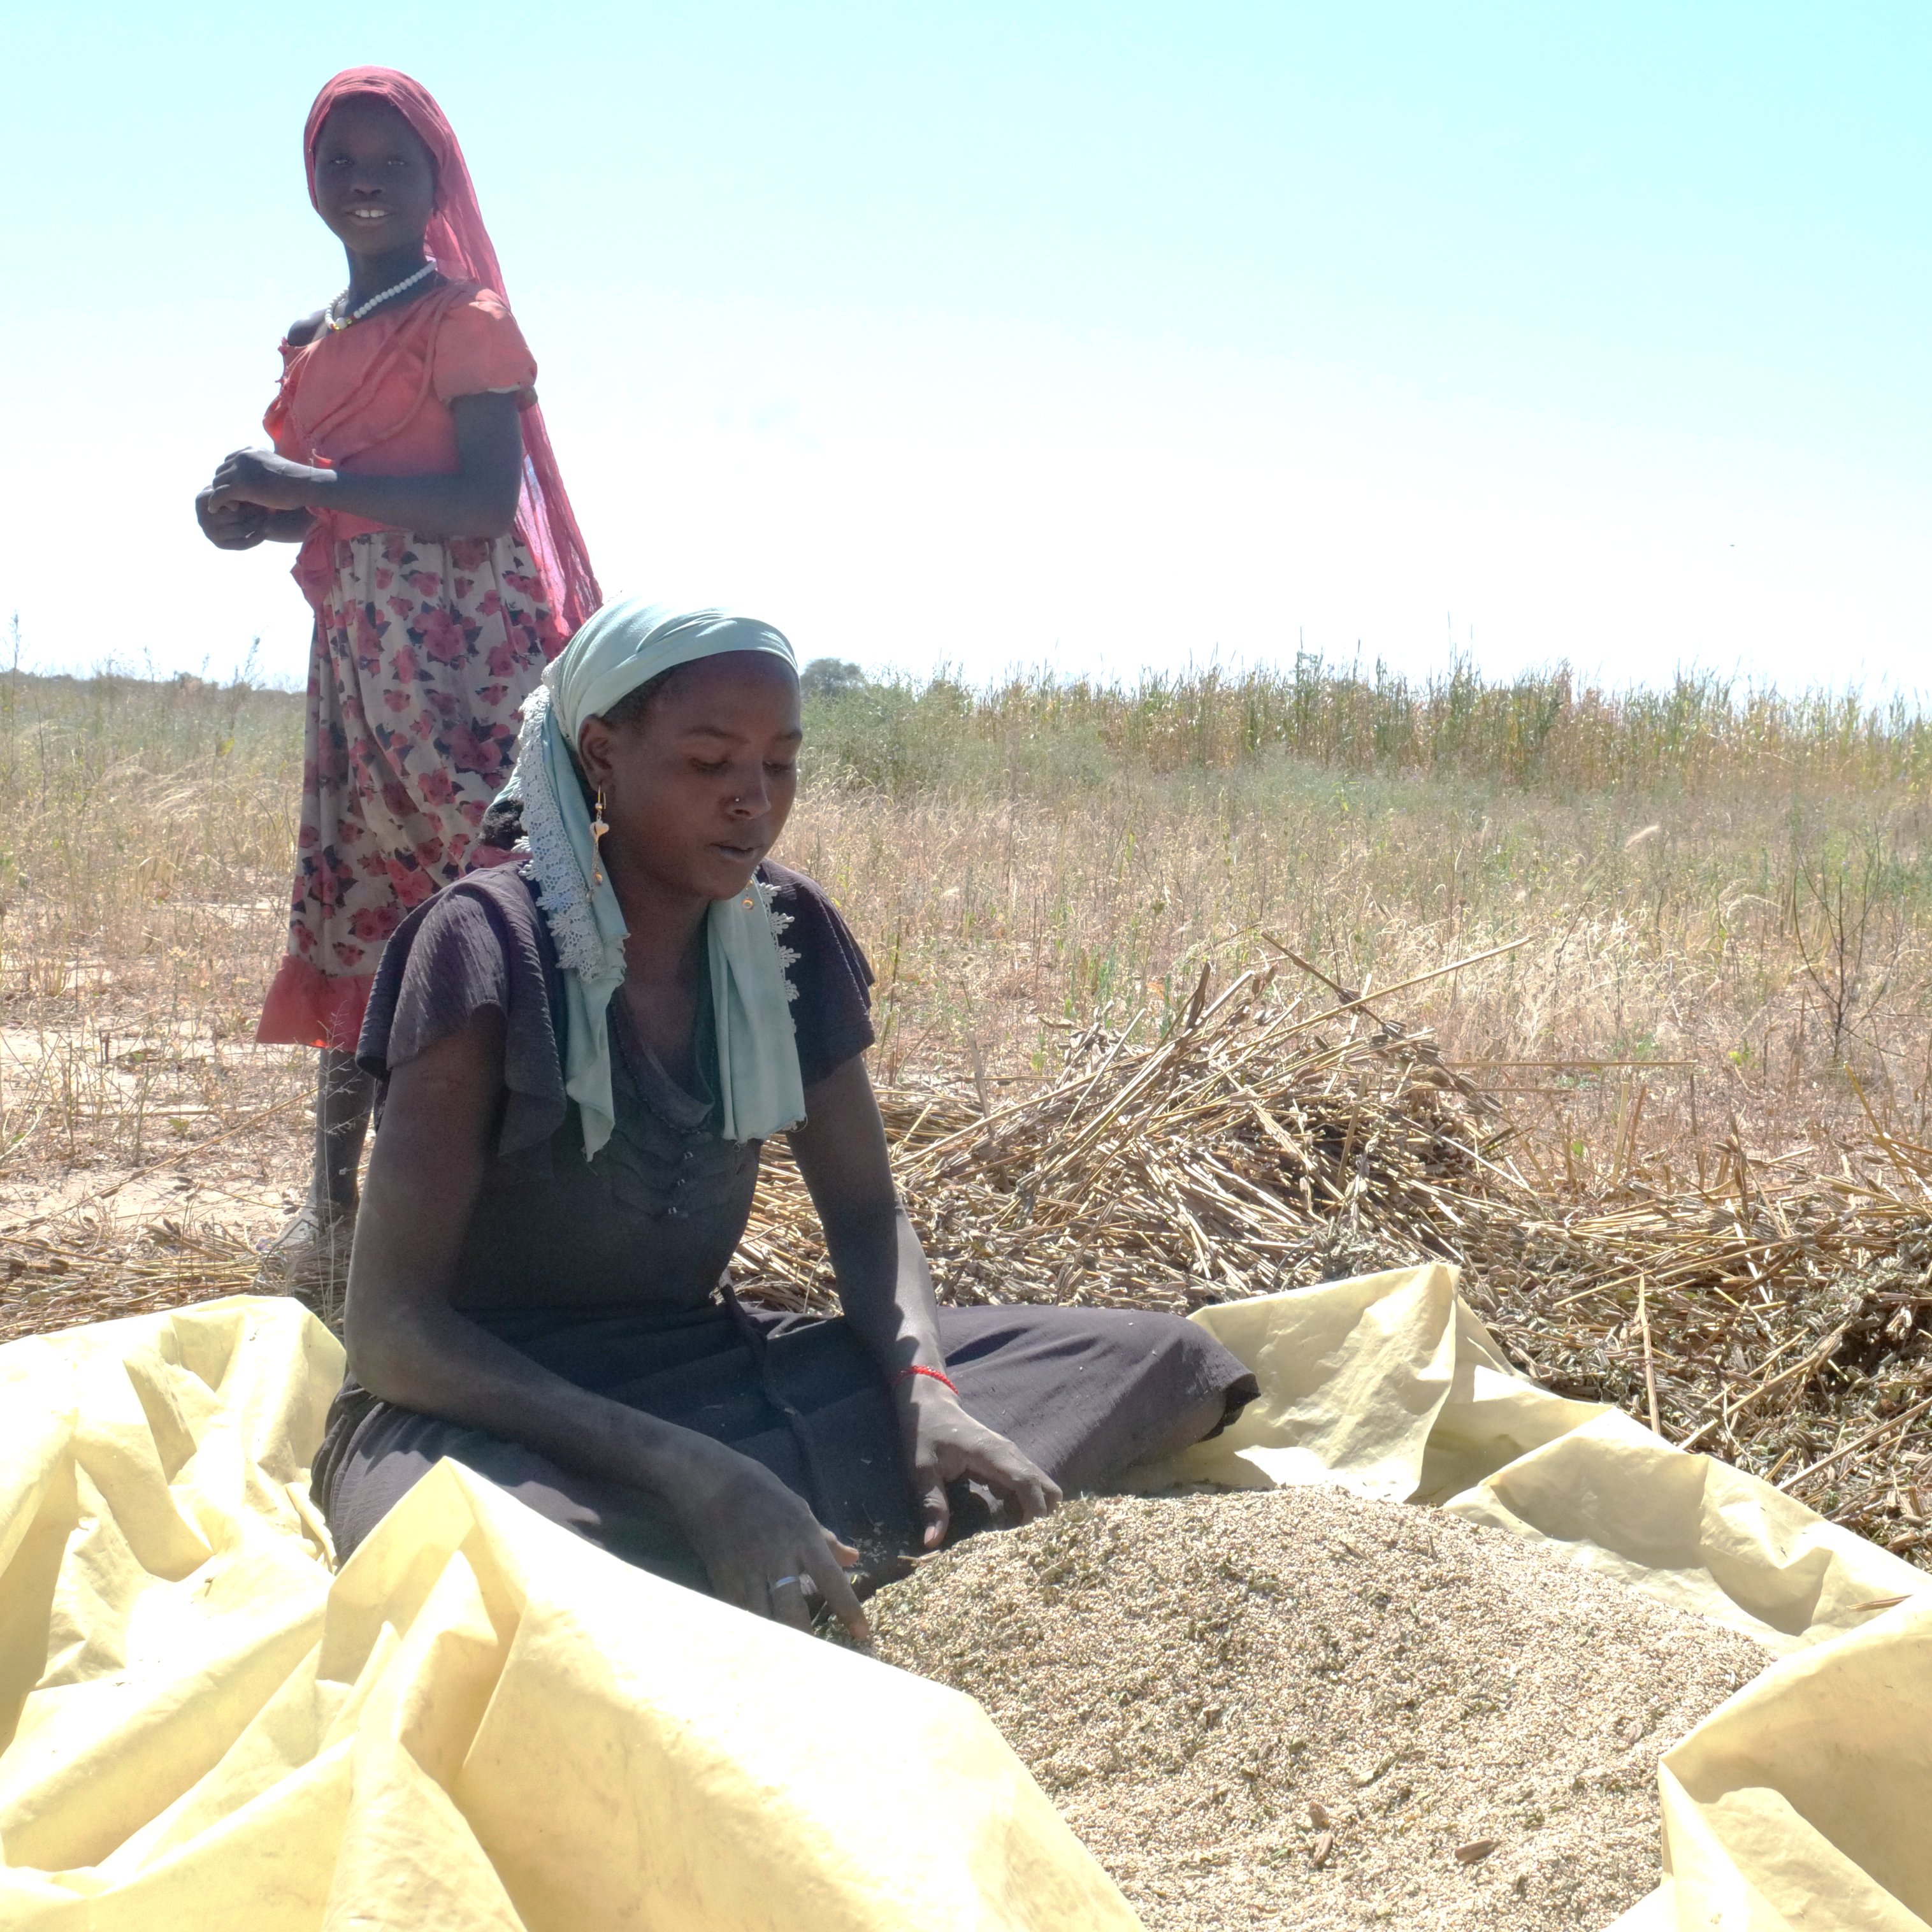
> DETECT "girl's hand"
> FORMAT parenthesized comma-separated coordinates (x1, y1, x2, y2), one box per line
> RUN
(195, 487, 268, 550)
(206, 447, 332, 514)
(898, 1376, 1060, 1552)
(668, 1441, 870, 1640)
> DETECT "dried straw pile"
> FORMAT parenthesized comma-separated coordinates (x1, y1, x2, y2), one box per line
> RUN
(739, 961, 1518, 1315)
(0, 1100, 306, 1344)
(734, 959, 1932, 1564)
(0, 1211, 262, 1344)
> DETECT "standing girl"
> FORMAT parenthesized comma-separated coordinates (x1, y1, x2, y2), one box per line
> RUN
(198, 68, 598, 1292)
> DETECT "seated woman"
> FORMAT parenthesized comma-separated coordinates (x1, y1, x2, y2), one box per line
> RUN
(315, 598, 1258, 1638)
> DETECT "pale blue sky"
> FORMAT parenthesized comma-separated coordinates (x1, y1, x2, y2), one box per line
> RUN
(4, 4, 1929, 691)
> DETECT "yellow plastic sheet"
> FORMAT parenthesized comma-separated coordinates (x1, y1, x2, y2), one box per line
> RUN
(1149, 1262, 1924, 1653)
(1, 1274, 1925, 1929)
(1601, 1594, 1932, 1932)
(1146, 1264, 1929, 1929)
(0, 1298, 1135, 1930)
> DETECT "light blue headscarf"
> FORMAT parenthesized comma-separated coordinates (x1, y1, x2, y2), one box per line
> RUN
(499, 598, 806, 1157)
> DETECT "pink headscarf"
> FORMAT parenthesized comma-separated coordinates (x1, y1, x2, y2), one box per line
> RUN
(304, 68, 601, 642)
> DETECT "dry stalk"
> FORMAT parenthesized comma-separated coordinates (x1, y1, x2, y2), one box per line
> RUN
(730, 969, 1932, 1568)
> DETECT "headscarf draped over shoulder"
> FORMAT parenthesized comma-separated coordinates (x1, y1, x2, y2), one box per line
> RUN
(498, 597, 804, 1157)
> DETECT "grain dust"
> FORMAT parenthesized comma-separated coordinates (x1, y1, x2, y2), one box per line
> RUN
(860, 1487, 1768, 1929)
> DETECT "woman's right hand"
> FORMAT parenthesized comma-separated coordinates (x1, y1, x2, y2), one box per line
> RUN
(196, 486, 268, 550)
(668, 1443, 870, 1641)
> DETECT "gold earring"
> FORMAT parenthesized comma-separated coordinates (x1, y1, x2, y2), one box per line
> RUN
(590, 786, 609, 887)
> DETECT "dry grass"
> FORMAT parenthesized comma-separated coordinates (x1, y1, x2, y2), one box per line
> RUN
(734, 963, 1932, 1554)
(1, 658, 1929, 1561)
(788, 742, 1932, 1171)
(0, 666, 312, 1338)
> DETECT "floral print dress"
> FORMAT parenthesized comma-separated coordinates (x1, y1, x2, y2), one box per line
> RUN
(257, 530, 553, 1049)
(254, 281, 568, 1051)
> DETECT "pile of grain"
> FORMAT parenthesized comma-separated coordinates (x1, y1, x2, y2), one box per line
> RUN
(860, 1488, 1768, 1931)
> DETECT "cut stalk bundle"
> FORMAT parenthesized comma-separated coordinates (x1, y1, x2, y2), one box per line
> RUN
(0, 1215, 263, 1342)
(733, 966, 1932, 1566)
(735, 963, 1522, 1320)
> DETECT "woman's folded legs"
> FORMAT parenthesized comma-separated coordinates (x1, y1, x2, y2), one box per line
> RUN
(315, 1301, 1257, 1594)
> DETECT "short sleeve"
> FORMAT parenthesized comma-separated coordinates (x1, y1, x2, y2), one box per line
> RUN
(263, 341, 309, 459)
(761, 864, 876, 1090)
(357, 867, 568, 1158)
(431, 288, 538, 408)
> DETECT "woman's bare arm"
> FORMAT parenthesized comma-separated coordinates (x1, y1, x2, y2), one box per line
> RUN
(786, 1056, 942, 1378)
(203, 391, 525, 540)
(346, 1011, 866, 1631)
(788, 1056, 1058, 1546)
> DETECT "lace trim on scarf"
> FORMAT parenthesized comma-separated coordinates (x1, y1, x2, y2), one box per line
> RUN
(756, 875, 801, 1014)
(507, 684, 610, 981)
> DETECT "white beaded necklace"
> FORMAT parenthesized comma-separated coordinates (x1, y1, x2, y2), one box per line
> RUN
(326, 259, 437, 333)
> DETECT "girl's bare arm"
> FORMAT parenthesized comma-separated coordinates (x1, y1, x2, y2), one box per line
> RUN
(203, 391, 525, 540)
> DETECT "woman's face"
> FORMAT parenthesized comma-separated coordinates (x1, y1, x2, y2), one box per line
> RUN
(312, 99, 437, 259)
(578, 654, 804, 904)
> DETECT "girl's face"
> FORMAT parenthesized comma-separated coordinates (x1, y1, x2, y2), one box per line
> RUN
(312, 99, 437, 259)
(577, 654, 804, 905)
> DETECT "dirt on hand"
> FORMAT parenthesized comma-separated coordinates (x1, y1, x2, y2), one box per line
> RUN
(857, 1487, 1768, 1931)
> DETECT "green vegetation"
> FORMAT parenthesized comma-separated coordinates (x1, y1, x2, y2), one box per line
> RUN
(802, 655, 1932, 796)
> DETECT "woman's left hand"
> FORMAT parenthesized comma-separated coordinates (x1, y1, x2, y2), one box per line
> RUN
(205, 447, 331, 514)
(898, 1376, 1061, 1552)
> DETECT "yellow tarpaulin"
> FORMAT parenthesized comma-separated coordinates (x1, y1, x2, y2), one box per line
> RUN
(0, 1299, 1134, 1930)
(0, 1272, 1924, 1928)
(1155, 1264, 1922, 1655)
(1157, 1266, 1931, 1931)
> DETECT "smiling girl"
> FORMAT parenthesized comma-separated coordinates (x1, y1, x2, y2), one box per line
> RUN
(197, 69, 598, 1292)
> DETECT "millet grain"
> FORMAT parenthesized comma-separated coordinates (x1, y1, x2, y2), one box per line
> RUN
(860, 1488, 1768, 1930)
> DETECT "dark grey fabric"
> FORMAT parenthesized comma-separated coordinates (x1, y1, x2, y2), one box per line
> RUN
(358, 860, 568, 1165)
(357, 858, 876, 1153)
(352, 860, 874, 1318)
(322, 856, 1259, 1599)
(313, 1300, 1259, 1592)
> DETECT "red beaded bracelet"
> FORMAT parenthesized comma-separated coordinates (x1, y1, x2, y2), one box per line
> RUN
(895, 1364, 959, 1395)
